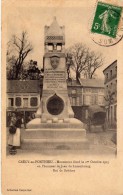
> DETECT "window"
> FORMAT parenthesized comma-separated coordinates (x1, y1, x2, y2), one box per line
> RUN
(23, 98, 28, 107)
(70, 97, 80, 106)
(71, 89, 76, 94)
(76, 97, 80, 106)
(57, 45, 62, 51)
(84, 95, 91, 105)
(92, 95, 98, 105)
(111, 82, 113, 89)
(15, 97, 21, 107)
(8, 98, 14, 107)
(106, 73, 108, 79)
(72, 97, 76, 106)
(110, 70, 112, 78)
(48, 45, 53, 51)
(92, 88, 97, 93)
(30, 97, 38, 107)
(98, 95, 104, 105)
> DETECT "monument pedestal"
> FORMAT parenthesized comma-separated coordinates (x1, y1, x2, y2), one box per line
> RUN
(22, 118, 89, 150)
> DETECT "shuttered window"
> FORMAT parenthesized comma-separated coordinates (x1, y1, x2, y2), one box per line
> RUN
(15, 97, 21, 107)
(30, 97, 38, 106)
(8, 98, 14, 107)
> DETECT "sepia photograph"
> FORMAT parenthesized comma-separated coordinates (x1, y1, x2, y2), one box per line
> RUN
(2, 0, 123, 195)
(6, 4, 118, 157)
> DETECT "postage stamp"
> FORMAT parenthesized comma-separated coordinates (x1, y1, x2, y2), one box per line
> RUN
(91, 2, 122, 38)
(90, 1, 123, 46)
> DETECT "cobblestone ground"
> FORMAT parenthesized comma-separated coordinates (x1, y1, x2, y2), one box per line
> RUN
(87, 131, 116, 147)
(6, 128, 116, 157)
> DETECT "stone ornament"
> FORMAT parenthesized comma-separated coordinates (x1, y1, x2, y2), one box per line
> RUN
(50, 56, 60, 69)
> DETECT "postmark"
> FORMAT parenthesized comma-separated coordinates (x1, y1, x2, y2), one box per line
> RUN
(90, 1, 123, 46)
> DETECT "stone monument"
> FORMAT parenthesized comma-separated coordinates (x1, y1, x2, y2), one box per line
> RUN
(23, 17, 89, 150)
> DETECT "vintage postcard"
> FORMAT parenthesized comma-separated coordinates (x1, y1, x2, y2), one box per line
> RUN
(2, 0, 123, 194)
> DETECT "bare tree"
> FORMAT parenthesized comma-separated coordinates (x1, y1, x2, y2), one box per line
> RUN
(66, 43, 103, 81)
(85, 51, 103, 79)
(7, 31, 33, 79)
(66, 43, 88, 81)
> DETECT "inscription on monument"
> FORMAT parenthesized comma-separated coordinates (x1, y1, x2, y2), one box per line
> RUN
(44, 69, 66, 89)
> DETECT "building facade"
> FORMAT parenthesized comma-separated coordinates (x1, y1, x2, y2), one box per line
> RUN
(80, 79, 104, 123)
(67, 79, 105, 123)
(103, 60, 117, 128)
(7, 80, 43, 125)
(7, 78, 105, 125)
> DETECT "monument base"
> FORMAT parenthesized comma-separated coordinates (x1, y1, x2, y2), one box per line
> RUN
(22, 118, 89, 150)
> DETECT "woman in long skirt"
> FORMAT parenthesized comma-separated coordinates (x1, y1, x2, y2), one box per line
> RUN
(8, 114, 21, 155)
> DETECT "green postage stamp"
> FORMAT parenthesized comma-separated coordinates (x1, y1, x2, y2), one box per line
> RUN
(91, 1, 122, 38)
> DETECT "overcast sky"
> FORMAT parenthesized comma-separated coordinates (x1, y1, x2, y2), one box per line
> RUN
(7, 4, 119, 79)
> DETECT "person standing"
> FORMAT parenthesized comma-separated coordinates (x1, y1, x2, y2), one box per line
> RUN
(8, 113, 21, 155)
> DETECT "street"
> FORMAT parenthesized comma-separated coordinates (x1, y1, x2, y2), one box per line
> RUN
(6, 127, 116, 157)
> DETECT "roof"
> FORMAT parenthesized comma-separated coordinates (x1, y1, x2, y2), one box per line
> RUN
(80, 79, 104, 88)
(67, 79, 81, 86)
(7, 80, 41, 93)
(103, 60, 117, 73)
(46, 17, 63, 37)
(7, 78, 104, 93)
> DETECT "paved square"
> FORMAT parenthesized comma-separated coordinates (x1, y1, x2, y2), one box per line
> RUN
(6, 128, 116, 157)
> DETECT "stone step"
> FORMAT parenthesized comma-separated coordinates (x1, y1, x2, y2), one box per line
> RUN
(27, 123, 83, 129)
(22, 138, 89, 150)
(23, 129, 86, 139)
(26, 118, 84, 129)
